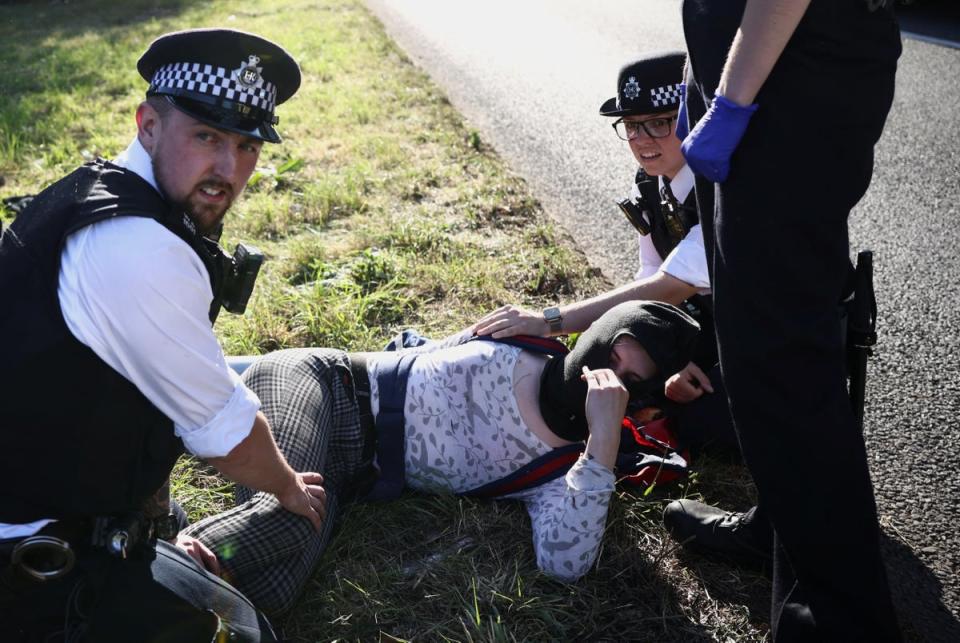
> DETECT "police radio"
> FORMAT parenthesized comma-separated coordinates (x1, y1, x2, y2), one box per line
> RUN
(616, 196, 652, 235)
(203, 234, 265, 322)
(219, 242, 264, 315)
(660, 184, 690, 245)
(203, 223, 263, 316)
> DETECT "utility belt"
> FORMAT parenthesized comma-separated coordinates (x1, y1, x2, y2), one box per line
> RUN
(0, 512, 178, 583)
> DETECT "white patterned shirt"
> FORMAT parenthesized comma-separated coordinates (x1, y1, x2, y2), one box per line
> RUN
(367, 332, 615, 582)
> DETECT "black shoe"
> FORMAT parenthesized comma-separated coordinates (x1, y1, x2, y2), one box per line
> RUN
(662, 499, 772, 565)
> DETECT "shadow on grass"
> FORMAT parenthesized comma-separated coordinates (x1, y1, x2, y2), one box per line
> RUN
(0, 0, 197, 29)
(0, 0, 201, 84)
(0, 0, 200, 167)
(283, 491, 722, 642)
(593, 506, 741, 642)
(671, 546, 772, 631)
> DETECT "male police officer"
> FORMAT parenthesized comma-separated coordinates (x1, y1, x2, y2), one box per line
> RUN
(674, 0, 901, 640)
(475, 52, 739, 453)
(0, 29, 325, 641)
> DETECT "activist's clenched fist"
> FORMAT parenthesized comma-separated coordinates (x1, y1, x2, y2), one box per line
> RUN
(581, 366, 629, 468)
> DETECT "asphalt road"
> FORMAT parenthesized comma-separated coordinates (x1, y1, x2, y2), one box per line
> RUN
(365, 1, 960, 640)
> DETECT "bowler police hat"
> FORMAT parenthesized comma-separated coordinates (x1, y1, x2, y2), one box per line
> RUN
(599, 51, 685, 118)
(138, 28, 301, 144)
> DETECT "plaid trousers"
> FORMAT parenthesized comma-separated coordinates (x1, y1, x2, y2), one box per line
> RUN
(183, 348, 367, 616)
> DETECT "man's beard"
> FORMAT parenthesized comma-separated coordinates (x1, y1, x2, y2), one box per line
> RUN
(152, 158, 234, 237)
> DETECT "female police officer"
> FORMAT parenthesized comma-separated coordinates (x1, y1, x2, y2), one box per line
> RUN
(474, 52, 739, 454)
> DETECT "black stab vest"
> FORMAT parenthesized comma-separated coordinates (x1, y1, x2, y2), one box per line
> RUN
(0, 159, 223, 523)
(633, 168, 717, 368)
(633, 168, 700, 261)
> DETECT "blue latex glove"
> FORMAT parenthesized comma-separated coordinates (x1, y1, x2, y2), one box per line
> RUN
(676, 83, 689, 142)
(681, 94, 758, 183)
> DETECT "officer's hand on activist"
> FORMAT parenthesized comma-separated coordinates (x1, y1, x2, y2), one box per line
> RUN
(276, 471, 328, 531)
(474, 305, 550, 338)
(664, 361, 714, 403)
(175, 534, 222, 575)
(581, 366, 629, 469)
(681, 94, 758, 183)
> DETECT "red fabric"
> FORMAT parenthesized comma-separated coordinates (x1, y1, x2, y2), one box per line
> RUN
(489, 450, 581, 496)
(619, 410, 690, 490)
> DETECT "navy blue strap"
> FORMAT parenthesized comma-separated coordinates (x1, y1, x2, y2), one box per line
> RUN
(364, 352, 419, 501)
(383, 328, 433, 352)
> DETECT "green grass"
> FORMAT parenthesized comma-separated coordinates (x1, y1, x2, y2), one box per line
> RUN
(1, 0, 769, 640)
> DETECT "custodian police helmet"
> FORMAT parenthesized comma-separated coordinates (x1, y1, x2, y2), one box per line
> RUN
(599, 51, 685, 117)
(137, 28, 301, 144)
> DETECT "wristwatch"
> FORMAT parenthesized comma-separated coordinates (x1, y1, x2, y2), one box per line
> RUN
(542, 306, 563, 334)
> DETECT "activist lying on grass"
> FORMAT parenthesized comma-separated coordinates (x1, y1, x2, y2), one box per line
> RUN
(180, 301, 698, 615)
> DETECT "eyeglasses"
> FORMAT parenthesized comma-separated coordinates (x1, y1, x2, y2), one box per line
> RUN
(612, 115, 678, 141)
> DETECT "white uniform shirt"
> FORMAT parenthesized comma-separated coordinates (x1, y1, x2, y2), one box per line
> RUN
(0, 138, 259, 539)
(632, 164, 711, 292)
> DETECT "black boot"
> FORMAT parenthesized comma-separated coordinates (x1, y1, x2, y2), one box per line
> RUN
(662, 499, 772, 564)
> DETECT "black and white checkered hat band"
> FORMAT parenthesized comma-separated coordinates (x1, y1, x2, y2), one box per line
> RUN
(650, 83, 682, 108)
(150, 62, 278, 112)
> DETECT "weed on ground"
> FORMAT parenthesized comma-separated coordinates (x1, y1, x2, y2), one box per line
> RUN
(1, 0, 769, 640)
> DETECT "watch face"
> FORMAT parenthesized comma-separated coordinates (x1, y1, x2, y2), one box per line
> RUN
(544, 307, 562, 331)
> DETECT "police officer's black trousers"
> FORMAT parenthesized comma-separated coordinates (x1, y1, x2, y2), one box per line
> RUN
(0, 538, 279, 642)
(686, 1, 902, 640)
(672, 363, 739, 454)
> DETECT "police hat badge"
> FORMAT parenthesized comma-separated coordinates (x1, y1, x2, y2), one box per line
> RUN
(235, 55, 263, 87)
